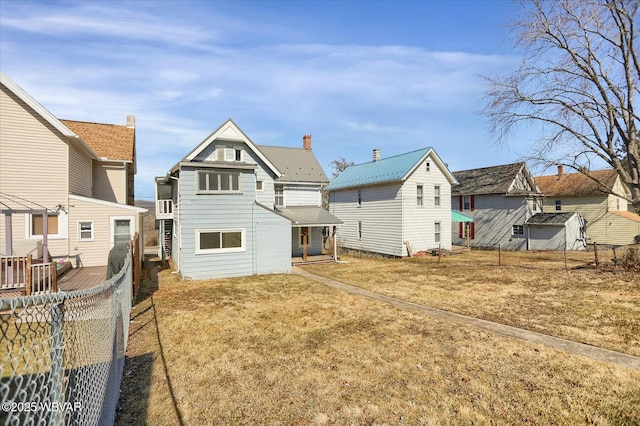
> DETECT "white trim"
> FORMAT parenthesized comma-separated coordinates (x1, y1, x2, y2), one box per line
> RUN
(195, 228, 246, 254)
(179, 120, 281, 178)
(110, 215, 135, 248)
(77, 221, 95, 242)
(24, 210, 68, 240)
(69, 194, 147, 212)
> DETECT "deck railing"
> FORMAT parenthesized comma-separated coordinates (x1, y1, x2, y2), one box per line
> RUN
(156, 199, 174, 219)
(0, 255, 57, 295)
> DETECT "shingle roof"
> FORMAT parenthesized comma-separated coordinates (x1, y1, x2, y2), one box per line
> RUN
(535, 169, 619, 197)
(257, 145, 329, 183)
(60, 119, 135, 161)
(325, 147, 434, 191)
(526, 212, 578, 225)
(452, 162, 529, 195)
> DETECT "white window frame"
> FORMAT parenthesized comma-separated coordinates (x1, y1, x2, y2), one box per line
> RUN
(434, 185, 441, 207)
(426, 161, 431, 172)
(25, 211, 68, 240)
(417, 185, 424, 206)
(78, 221, 94, 242)
(256, 180, 264, 191)
(463, 195, 472, 211)
(555, 200, 562, 211)
(358, 221, 362, 239)
(274, 184, 284, 207)
(357, 189, 362, 207)
(196, 170, 242, 194)
(512, 224, 524, 236)
(196, 228, 246, 254)
(435, 221, 441, 243)
(110, 215, 134, 248)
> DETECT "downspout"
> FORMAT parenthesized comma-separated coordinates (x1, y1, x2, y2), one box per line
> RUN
(168, 175, 180, 274)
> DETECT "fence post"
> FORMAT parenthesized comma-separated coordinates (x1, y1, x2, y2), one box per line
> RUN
(594, 242, 599, 267)
(49, 301, 65, 425)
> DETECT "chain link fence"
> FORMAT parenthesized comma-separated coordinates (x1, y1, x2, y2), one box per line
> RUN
(0, 252, 132, 426)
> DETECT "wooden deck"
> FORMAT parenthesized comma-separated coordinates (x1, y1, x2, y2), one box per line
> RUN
(57, 266, 108, 292)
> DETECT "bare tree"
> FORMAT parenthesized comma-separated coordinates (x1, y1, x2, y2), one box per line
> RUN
(329, 157, 355, 178)
(484, 0, 640, 212)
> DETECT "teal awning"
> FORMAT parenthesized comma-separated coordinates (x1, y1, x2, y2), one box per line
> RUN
(452, 210, 473, 222)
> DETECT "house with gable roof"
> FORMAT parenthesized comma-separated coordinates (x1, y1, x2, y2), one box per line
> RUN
(155, 119, 341, 280)
(0, 72, 145, 270)
(535, 167, 640, 245)
(325, 147, 457, 257)
(451, 162, 543, 250)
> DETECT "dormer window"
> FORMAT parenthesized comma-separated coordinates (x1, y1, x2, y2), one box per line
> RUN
(224, 147, 242, 162)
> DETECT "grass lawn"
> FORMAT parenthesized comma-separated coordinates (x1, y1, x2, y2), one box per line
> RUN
(117, 253, 640, 425)
(303, 249, 640, 358)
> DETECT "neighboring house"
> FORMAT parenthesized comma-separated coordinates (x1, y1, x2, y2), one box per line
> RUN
(325, 147, 457, 257)
(451, 162, 543, 250)
(526, 212, 588, 251)
(535, 167, 640, 245)
(155, 119, 341, 280)
(0, 72, 145, 268)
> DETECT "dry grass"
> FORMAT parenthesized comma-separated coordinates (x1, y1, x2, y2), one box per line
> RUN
(303, 249, 640, 358)
(117, 256, 640, 425)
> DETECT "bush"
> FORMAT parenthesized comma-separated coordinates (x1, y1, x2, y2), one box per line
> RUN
(620, 246, 640, 269)
(144, 232, 158, 247)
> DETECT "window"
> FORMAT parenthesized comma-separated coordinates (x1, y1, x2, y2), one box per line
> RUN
(434, 185, 441, 207)
(256, 180, 264, 191)
(357, 189, 362, 207)
(512, 225, 524, 236)
(426, 162, 430, 172)
(235, 149, 242, 161)
(32, 214, 58, 236)
(417, 185, 424, 206)
(196, 229, 245, 254)
(555, 200, 561, 211)
(275, 184, 284, 206)
(197, 170, 241, 193)
(358, 221, 362, 239)
(463, 195, 472, 211)
(435, 222, 441, 243)
(532, 197, 538, 211)
(78, 221, 94, 241)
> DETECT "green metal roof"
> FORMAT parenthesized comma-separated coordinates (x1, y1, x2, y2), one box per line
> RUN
(451, 210, 474, 222)
(326, 147, 441, 191)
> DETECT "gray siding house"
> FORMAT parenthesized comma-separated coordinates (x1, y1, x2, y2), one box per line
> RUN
(155, 120, 340, 280)
(452, 162, 543, 250)
(526, 212, 587, 251)
(326, 147, 457, 257)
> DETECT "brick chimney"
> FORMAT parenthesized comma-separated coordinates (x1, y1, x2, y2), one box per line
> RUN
(303, 134, 312, 150)
(557, 164, 564, 176)
(373, 148, 380, 162)
(126, 115, 135, 128)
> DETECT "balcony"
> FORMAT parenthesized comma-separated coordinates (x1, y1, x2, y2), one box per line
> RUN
(156, 199, 174, 219)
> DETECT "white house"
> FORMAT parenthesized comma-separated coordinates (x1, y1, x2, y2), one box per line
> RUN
(325, 147, 457, 257)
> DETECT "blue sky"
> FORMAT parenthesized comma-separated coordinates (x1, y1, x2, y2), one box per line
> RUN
(1, 0, 527, 200)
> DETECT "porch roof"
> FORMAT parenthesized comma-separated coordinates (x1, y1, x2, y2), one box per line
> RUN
(275, 206, 342, 227)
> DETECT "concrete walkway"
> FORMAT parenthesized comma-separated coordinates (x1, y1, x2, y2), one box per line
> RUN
(292, 266, 640, 371)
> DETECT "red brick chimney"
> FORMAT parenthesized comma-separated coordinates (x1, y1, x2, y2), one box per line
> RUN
(303, 134, 312, 150)
(557, 165, 564, 176)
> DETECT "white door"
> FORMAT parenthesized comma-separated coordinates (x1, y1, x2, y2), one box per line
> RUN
(110, 216, 134, 248)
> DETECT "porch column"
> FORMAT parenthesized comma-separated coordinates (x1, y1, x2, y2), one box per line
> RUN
(42, 210, 49, 263)
(332, 226, 338, 261)
(4, 210, 12, 256)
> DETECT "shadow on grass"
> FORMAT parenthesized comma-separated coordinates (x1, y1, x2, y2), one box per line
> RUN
(116, 254, 183, 425)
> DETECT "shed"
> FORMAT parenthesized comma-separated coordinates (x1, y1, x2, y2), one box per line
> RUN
(526, 212, 587, 251)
